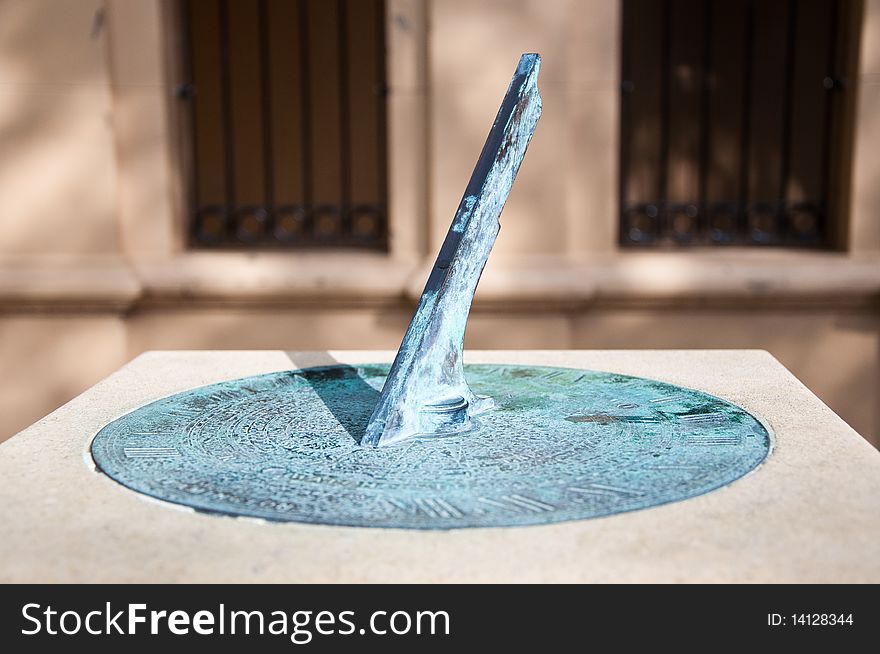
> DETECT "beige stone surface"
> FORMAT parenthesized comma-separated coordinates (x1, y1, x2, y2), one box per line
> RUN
(1, 349, 878, 583)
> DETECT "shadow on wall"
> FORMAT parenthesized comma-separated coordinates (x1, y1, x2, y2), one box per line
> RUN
(430, 0, 577, 257)
(853, 3, 880, 247)
(0, 0, 119, 256)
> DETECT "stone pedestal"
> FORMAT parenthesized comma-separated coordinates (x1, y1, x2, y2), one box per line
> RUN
(1, 350, 878, 582)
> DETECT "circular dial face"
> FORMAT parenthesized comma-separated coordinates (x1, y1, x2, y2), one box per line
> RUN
(90, 364, 770, 529)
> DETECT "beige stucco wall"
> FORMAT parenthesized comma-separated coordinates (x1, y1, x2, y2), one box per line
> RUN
(0, 0, 878, 449)
(852, 0, 880, 252)
(0, 315, 127, 433)
(431, 0, 619, 256)
(0, 0, 119, 256)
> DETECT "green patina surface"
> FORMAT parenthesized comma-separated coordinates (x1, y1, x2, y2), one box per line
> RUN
(90, 363, 770, 529)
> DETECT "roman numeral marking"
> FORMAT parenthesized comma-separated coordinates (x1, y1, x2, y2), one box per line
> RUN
(207, 390, 240, 402)
(416, 498, 463, 518)
(508, 494, 555, 512)
(433, 498, 463, 518)
(569, 483, 644, 499)
(384, 497, 464, 519)
(477, 497, 510, 510)
(414, 498, 441, 517)
(123, 446, 181, 459)
(383, 497, 409, 512)
(679, 412, 725, 424)
(478, 494, 555, 513)
(649, 395, 680, 405)
(685, 435, 740, 446)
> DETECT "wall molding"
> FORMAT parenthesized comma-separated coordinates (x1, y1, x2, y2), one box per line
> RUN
(3, 251, 879, 314)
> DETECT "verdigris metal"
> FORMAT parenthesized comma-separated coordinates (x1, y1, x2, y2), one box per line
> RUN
(362, 53, 543, 447)
(90, 53, 771, 530)
(90, 363, 770, 529)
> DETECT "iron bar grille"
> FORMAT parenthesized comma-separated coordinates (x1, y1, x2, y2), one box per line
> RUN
(181, 0, 388, 250)
(619, 0, 851, 248)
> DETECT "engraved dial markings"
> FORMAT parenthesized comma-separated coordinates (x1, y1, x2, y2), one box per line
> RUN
(92, 364, 770, 529)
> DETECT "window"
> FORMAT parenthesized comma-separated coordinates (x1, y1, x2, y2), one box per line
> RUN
(619, 0, 858, 248)
(179, 0, 388, 250)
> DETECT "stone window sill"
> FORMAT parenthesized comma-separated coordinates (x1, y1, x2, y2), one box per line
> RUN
(1, 249, 878, 313)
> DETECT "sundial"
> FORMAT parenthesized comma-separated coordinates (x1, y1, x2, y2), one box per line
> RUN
(91, 54, 770, 529)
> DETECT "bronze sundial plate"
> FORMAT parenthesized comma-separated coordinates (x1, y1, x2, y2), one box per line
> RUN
(90, 363, 771, 529)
